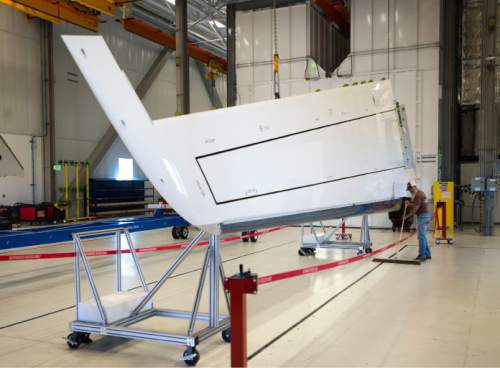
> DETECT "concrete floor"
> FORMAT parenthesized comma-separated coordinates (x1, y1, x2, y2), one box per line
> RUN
(0, 225, 499, 367)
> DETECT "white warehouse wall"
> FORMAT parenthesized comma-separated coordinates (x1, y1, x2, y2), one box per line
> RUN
(53, 21, 213, 188)
(0, 134, 43, 205)
(0, 7, 215, 205)
(235, 0, 440, 227)
(0, 7, 44, 205)
(0, 6, 42, 136)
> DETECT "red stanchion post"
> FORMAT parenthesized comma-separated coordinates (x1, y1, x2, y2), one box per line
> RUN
(441, 202, 447, 241)
(224, 264, 258, 368)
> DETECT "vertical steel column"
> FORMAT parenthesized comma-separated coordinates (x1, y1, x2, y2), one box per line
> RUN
(227, 3, 237, 107)
(41, 20, 56, 202)
(208, 234, 220, 328)
(438, 0, 460, 183)
(479, 0, 497, 235)
(176, 0, 190, 115)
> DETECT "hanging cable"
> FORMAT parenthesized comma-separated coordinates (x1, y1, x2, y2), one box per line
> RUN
(272, 0, 280, 99)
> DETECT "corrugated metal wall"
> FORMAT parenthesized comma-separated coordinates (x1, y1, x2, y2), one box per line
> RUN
(0, 8, 213, 204)
(235, 0, 440, 227)
(0, 6, 42, 136)
(0, 7, 44, 205)
(53, 21, 212, 185)
(348, 0, 440, 198)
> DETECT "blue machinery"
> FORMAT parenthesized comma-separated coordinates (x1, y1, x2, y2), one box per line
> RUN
(0, 215, 189, 250)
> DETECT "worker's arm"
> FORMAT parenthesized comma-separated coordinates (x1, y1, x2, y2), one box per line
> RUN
(404, 192, 422, 220)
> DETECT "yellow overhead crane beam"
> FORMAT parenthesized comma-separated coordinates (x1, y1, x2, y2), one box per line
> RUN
(13, 0, 100, 31)
(0, 0, 124, 32)
(0, 0, 60, 23)
(70, 0, 117, 16)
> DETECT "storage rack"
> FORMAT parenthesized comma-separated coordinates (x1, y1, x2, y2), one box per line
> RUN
(89, 179, 154, 218)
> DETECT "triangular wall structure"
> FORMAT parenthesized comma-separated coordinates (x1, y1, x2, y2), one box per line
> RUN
(0, 135, 23, 177)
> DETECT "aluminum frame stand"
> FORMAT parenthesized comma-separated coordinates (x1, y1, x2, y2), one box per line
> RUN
(299, 215, 373, 256)
(67, 228, 230, 366)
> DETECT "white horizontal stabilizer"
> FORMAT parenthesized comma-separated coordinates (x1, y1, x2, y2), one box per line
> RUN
(62, 35, 415, 233)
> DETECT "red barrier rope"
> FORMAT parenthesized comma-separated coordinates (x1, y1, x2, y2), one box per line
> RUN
(0, 226, 287, 261)
(0, 226, 416, 290)
(257, 232, 416, 285)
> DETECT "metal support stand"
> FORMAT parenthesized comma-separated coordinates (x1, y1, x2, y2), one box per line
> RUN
(434, 201, 453, 244)
(224, 265, 258, 368)
(67, 228, 230, 367)
(299, 215, 373, 256)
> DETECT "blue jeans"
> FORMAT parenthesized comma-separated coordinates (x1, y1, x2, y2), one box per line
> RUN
(417, 213, 431, 258)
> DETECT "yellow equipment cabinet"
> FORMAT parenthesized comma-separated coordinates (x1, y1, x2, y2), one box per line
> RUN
(432, 181, 454, 244)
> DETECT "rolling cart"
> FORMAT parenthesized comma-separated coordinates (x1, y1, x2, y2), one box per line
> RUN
(67, 228, 230, 366)
(299, 215, 373, 256)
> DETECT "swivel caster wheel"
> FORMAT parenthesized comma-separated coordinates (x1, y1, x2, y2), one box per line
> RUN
(179, 226, 189, 239)
(242, 231, 249, 242)
(183, 347, 200, 366)
(172, 227, 180, 239)
(66, 332, 91, 349)
(365, 247, 373, 254)
(250, 230, 258, 243)
(222, 328, 231, 343)
(67, 333, 81, 349)
(80, 333, 92, 344)
(299, 248, 315, 256)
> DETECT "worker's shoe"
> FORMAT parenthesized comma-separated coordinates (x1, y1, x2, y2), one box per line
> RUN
(425, 256, 432, 260)
(415, 255, 426, 261)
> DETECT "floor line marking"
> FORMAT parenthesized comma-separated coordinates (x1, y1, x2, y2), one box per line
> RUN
(0, 240, 295, 331)
(247, 244, 409, 361)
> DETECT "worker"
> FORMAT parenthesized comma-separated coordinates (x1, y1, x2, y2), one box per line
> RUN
(404, 181, 431, 261)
